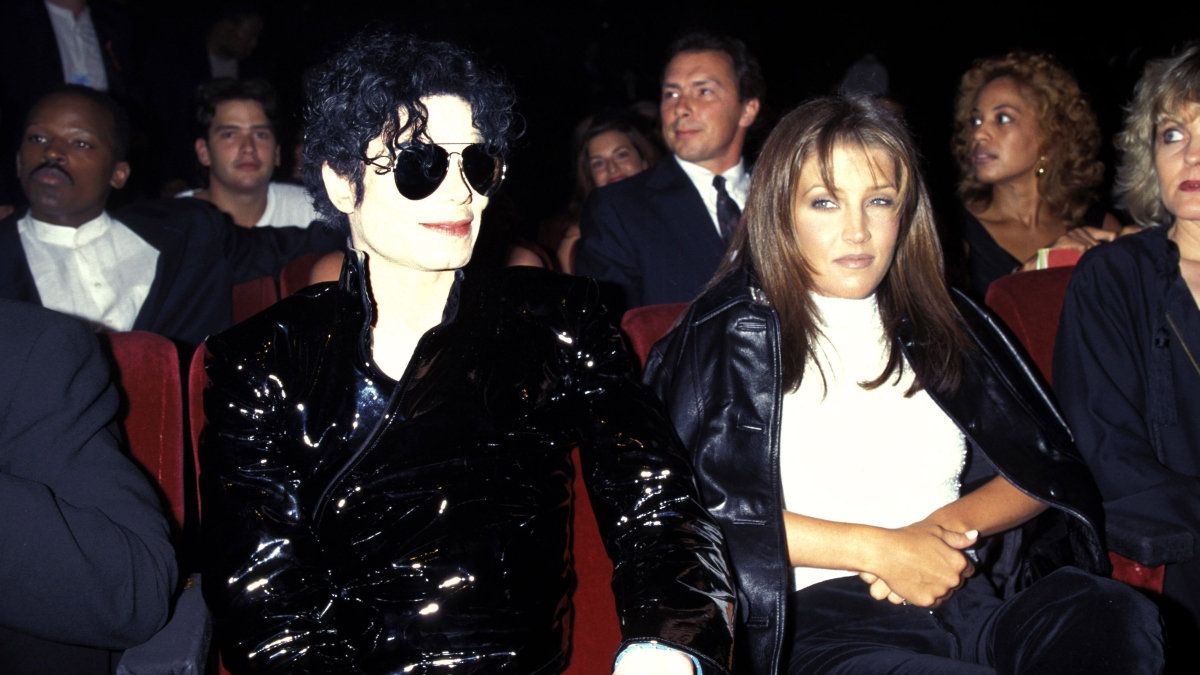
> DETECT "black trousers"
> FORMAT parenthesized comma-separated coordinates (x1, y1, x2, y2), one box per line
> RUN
(785, 567, 1164, 675)
(0, 625, 117, 675)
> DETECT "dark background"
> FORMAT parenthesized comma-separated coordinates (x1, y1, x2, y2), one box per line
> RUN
(117, 1, 1199, 239)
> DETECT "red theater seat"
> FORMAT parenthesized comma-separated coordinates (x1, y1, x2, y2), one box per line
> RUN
(279, 252, 324, 299)
(100, 331, 185, 529)
(231, 276, 278, 324)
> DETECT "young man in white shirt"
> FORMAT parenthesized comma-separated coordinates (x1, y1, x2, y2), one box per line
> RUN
(180, 78, 321, 229)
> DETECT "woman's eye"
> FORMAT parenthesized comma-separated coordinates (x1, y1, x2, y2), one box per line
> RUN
(1162, 128, 1185, 143)
(870, 197, 894, 207)
(74, 140, 92, 149)
(811, 199, 836, 209)
(615, 150, 631, 161)
(589, 159, 604, 170)
(970, 116, 982, 127)
(997, 113, 1012, 124)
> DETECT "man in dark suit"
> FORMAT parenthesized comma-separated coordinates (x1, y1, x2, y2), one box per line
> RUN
(0, 85, 339, 349)
(576, 33, 763, 310)
(0, 299, 177, 674)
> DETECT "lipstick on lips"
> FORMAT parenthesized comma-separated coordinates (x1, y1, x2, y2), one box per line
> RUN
(834, 254, 875, 269)
(420, 219, 473, 237)
(1180, 180, 1200, 192)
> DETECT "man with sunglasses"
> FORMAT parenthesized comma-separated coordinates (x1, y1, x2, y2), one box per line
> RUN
(199, 30, 734, 675)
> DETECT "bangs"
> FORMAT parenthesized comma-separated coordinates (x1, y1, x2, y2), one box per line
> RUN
(1154, 51, 1200, 124)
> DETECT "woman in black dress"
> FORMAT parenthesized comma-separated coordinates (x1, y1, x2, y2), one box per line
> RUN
(952, 52, 1123, 299)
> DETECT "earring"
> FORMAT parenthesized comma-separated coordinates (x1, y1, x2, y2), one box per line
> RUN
(1037, 156, 1047, 177)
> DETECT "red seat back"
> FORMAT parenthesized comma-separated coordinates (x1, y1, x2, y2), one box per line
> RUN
(231, 276, 278, 324)
(620, 303, 688, 367)
(279, 253, 324, 299)
(563, 446, 621, 674)
(188, 346, 208, 517)
(100, 331, 185, 530)
(983, 267, 1075, 384)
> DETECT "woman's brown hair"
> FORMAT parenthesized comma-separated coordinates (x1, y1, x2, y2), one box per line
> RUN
(951, 52, 1103, 225)
(720, 95, 969, 396)
(574, 115, 662, 199)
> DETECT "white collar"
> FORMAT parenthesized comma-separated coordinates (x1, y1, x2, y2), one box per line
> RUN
(674, 155, 747, 185)
(22, 210, 116, 249)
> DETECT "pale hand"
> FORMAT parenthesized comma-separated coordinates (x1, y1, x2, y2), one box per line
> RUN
(612, 648, 695, 675)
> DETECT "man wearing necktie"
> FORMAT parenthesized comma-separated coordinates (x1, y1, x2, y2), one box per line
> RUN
(577, 32, 763, 311)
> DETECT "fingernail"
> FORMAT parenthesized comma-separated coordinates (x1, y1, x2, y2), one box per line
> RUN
(965, 530, 979, 539)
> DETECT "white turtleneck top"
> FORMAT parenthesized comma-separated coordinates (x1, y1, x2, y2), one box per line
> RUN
(780, 293, 966, 592)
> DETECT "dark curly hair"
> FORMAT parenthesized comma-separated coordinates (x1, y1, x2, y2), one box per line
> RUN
(951, 52, 1103, 224)
(301, 30, 518, 230)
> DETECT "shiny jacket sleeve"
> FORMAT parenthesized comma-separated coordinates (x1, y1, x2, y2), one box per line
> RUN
(1053, 241, 1200, 541)
(200, 333, 363, 675)
(559, 280, 735, 674)
(0, 304, 176, 648)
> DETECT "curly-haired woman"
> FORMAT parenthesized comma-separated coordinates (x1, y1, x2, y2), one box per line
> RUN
(952, 52, 1124, 299)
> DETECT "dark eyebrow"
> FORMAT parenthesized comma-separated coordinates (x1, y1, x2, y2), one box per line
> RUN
(213, 123, 274, 132)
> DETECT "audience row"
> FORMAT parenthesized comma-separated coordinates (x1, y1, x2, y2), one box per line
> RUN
(0, 7, 1197, 674)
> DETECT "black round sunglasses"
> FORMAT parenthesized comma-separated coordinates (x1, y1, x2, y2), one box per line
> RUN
(366, 142, 506, 201)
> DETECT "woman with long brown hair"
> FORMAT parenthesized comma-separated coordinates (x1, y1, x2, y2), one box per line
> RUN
(644, 95, 1161, 674)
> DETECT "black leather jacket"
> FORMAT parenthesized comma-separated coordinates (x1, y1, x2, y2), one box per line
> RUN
(643, 266, 1109, 675)
(199, 255, 735, 675)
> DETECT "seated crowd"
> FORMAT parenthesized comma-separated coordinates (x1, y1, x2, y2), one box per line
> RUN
(0, 4, 1196, 674)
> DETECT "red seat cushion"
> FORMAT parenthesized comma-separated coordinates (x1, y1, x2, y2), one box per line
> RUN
(100, 332, 185, 530)
(620, 303, 688, 368)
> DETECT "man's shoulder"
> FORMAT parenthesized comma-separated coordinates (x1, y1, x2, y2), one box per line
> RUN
(1062, 227, 1172, 306)
(206, 284, 341, 368)
(0, 299, 98, 390)
(265, 182, 321, 227)
(593, 158, 685, 203)
(115, 197, 229, 246)
(268, 182, 311, 201)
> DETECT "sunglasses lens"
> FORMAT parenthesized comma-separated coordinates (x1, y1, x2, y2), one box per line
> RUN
(462, 144, 504, 196)
(392, 143, 449, 200)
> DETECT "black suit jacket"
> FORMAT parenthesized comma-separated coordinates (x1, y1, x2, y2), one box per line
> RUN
(0, 299, 176, 673)
(0, 199, 340, 349)
(0, 0, 137, 203)
(576, 157, 728, 310)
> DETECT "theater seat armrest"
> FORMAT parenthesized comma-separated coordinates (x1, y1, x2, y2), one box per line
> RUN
(1106, 512, 1195, 568)
(116, 574, 212, 675)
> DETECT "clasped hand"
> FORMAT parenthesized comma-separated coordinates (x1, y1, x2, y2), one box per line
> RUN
(858, 522, 977, 608)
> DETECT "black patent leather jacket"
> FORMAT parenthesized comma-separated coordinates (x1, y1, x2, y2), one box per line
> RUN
(199, 254, 735, 675)
(643, 266, 1109, 675)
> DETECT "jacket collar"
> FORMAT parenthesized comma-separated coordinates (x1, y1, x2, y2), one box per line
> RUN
(337, 245, 466, 366)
